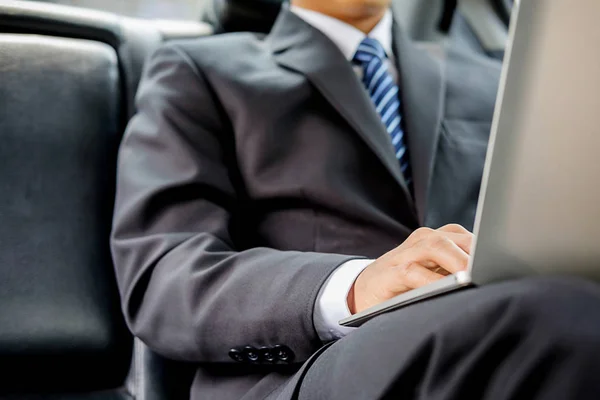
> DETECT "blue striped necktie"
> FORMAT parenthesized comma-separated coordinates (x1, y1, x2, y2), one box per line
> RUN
(353, 37, 413, 188)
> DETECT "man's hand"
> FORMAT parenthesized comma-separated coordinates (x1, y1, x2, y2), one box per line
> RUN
(347, 224, 474, 314)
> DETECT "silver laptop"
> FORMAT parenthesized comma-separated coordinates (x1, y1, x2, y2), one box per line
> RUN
(341, 0, 600, 328)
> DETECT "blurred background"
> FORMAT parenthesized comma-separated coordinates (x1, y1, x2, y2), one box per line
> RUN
(40, 0, 206, 19)
(30, 0, 511, 60)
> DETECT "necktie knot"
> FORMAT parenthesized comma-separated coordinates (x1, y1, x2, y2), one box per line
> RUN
(353, 37, 387, 66)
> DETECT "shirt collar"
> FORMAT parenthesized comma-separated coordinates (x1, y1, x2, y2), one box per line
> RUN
(289, 6, 394, 61)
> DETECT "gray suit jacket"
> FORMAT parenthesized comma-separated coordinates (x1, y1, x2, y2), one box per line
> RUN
(111, 8, 501, 400)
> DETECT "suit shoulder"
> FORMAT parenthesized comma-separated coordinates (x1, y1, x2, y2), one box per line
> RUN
(160, 32, 269, 69)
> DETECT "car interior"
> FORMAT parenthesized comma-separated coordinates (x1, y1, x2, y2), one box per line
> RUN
(0, 0, 511, 398)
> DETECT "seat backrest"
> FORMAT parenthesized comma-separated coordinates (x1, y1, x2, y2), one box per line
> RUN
(0, 27, 131, 399)
(200, 0, 286, 33)
(0, 1, 210, 397)
(199, 0, 461, 43)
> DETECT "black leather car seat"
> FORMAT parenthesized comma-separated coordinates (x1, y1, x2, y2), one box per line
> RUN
(0, 1, 209, 398)
(200, 0, 286, 33)
(197, 0, 507, 62)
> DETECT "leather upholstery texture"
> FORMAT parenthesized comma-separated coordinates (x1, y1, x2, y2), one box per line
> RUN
(125, 339, 197, 400)
(0, 392, 132, 400)
(0, 1, 211, 398)
(0, 0, 212, 119)
(0, 390, 133, 400)
(0, 34, 130, 393)
(0, 35, 131, 390)
(200, 0, 285, 33)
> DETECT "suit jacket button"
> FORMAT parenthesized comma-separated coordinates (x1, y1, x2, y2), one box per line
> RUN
(274, 345, 294, 363)
(229, 348, 245, 363)
(259, 346, 276, 363)
(244, 346, 260, 363)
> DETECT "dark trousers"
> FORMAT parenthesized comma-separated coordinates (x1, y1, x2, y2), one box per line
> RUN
(298, 277, 600, 400)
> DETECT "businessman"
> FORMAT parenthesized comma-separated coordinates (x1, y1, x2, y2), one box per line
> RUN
(111, 0, 600, 398)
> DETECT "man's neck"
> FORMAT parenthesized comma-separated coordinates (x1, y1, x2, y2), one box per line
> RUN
(290, 1, 387, 34)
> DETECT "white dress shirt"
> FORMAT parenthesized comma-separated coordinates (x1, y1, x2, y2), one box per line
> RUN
(290, 6, 394, 342)
(290, 6, 397, 82)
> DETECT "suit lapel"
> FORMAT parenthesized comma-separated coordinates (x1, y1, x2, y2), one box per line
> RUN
(392, 22, 446, 224)
(267, 9, 414, 204)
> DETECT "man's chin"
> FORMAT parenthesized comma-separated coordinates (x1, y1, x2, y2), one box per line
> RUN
(329, 2, 390, 20)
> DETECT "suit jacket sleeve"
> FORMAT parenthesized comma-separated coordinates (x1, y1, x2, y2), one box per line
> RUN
(110, 43, 356, 364)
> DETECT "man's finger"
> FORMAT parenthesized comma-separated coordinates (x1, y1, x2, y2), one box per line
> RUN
(430, 265, 452, 276)
(442, 232, 474, 255)
(417, 235, 470, 274)
(395, 262, 447, 290)
(437, 224, 472, 235)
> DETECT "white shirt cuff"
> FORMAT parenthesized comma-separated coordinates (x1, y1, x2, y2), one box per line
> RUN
(314, 258, 374, 342)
